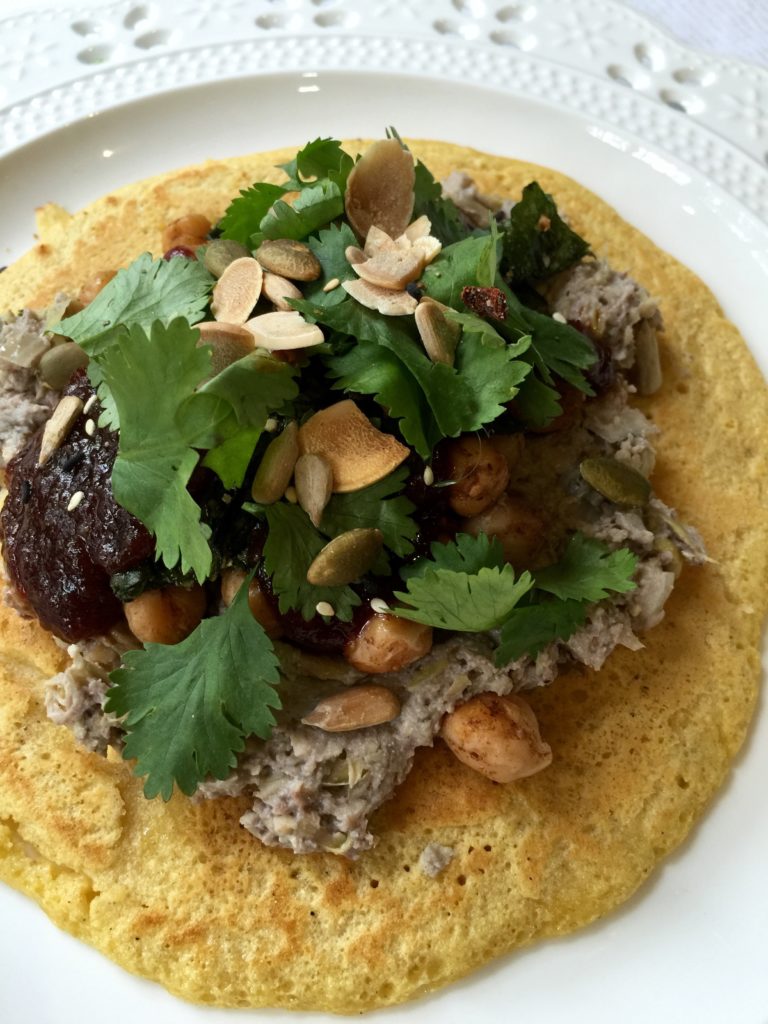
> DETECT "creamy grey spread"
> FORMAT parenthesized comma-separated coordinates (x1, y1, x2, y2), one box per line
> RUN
(1, 183, 706, 860)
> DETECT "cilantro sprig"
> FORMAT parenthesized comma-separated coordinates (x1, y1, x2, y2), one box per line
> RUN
(393, 533, 638, 666)
(106, 577, 281, 799)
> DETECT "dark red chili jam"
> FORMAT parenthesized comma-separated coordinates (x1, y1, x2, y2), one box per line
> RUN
(0, 372, 154, 642)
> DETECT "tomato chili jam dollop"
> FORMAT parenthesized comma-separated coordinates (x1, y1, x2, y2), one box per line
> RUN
(0, 371, 154, 641)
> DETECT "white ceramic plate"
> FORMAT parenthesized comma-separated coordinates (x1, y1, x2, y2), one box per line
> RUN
(0, 69, 766, 1024)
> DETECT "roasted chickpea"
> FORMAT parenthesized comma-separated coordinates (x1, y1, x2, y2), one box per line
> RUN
(463, 492, 544, 567)
(220, 569, 283, 639)
(440, 692, 552, 783)
(162, 213, 212, 251)
(443, 436, 510, 517)
(124, 584, 206, 645)
(344, 613, 432, 674)
(486, 433, 525, 472)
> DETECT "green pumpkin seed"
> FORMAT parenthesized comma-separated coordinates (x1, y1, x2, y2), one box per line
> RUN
(39, 342, 89, 390)
(203, 238, 252, 278)
(634, 319, 663, 395)
(306, 528, 384, 586)
(415, 299, 461, 366)
(653, 536, 684, 577)
(580, 456, 651, 507)
(250, 422, 299, 504)
(255, 239, 321, 282)
(295, 453, 333, 527)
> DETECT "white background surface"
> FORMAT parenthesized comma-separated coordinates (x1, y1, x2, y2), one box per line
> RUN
(0, 3, 767, 1024)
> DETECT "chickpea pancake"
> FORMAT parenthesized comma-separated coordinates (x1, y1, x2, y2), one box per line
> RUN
(0, 141, 766, 1012)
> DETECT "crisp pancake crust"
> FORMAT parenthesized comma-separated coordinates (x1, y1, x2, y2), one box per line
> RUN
(0, 143, 766, 1012)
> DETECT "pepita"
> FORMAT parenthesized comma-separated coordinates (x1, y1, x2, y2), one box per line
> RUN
(294, 452, 334, 527)
(39, 341, 89, 390)
(580, 456, 652, 507)
(250, 421, 299, 504)
(302, 683, 400, 732)
(634, 319, 663, 395)
(344, 138, 415, 241)
(38, 395, 84, 466)
(306, 528, 384, 587)
(261, 271, 303, 311)
(203, 238, 251, 278)
(254, 238, 321, 282)
(210, 257, 263, 324)
(415, 299, 461, 366)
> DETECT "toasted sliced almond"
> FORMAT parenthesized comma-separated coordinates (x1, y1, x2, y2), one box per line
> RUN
(254, 238, 321, 281)
(302, 684, 400, 732)
(345, 244, 366, 266)
(299, 399, 409, 492)
(245, 310, 324, 351)
(342, 278, 418, 317)
(307, 528, 384, 586)
(262, 271, 303, 311)
(251, 421, 299, 504)
(294, 452, 333, 527)
(38, 395, 84, 466)
(196, 321, 255, 375)
(410, 234, 443, 266)
(402, 215, 431, 242)
(363, 225, 397, 257)
(354, 249, 424, 290)
(210, 257, 263, 324)
(345, 138, 415, 241)
(415, 300, 461, 366)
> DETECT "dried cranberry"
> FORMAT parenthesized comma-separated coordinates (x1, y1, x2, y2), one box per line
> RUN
(461, 285, 507, 321)
(163, 245, 197, 261)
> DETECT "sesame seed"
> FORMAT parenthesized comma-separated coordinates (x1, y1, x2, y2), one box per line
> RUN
(315, 601, 335, 618)
(423, 465, 435, 486)
(284, 485, 298, 504)
(83, 394, 98, 415)
(552, 311, 567, 323)
(264, 417, 279, 432)
(85, 418, 96, 436)
(221, 493, 232, 505)
(322, 277, 340, 293)
(370, 597, 390, 615)
(67, 491, 84, 512)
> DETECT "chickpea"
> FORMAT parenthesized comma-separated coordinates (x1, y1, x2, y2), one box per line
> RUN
(443, 435, 510, 517)
(124, 585, 206, 646)
(344, 613, 432, 674)
(220, 569, 283, 639)
(486, 433, 525, 472)
(463, 492, 544, 567)
(76, 269, 117, 308)
(161, 213, 212, 252)
(440, 692, 552, 783)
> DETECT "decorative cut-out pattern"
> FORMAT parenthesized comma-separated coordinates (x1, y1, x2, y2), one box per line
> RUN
(0, 0, 765, 195)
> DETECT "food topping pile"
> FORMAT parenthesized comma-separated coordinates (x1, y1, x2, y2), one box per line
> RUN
(0, 135, 706, 856)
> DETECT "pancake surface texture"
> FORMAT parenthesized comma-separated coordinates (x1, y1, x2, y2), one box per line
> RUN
(0, 142, 766, 1012)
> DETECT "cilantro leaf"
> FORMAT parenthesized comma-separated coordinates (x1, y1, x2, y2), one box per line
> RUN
(303, 223, 359, 307)
(495, 599, 588, 666)
(57, 254, 214, 355)
(321, 467, 418, 557)
(421, 233, 498, 308)
(326, 335, 438, 458)
(535, 533, 638, 601)
(257, 180, 344, 244)
(200, 349, 299, 430)
(511, 373, 564, 428)
(278, 137, 354, 191)
(94, 318, 213, 580)
(202, 429, 262, 490)
(501, 182, 590, 283)
(394, 562, 533, 632)
(412, 159, 468, 246)
(308, 298, 529, 456)
(401, 531, 505, 581)
(443, 309, 531, 358)
(219, 182, 287, 245)
(263, 503, 361, 621)
(106, 578, 281, 800)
